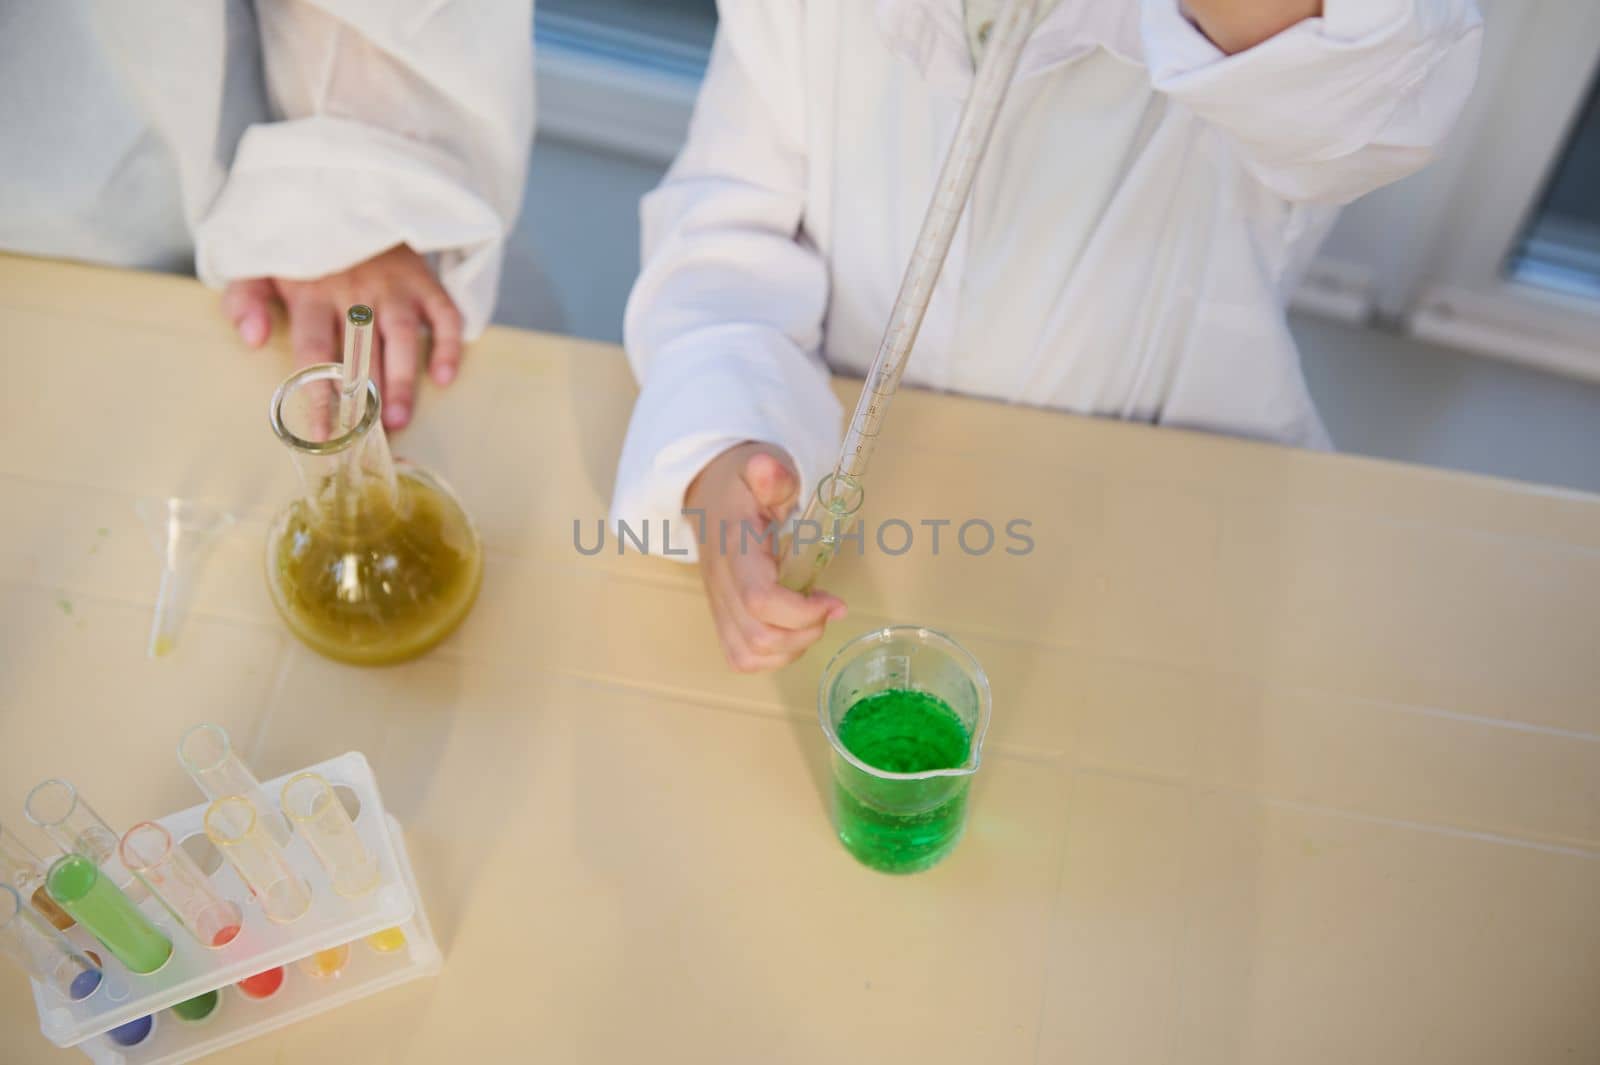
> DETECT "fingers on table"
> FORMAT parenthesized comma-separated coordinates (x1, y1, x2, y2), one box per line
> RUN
(221, 279, 278, 348)
(286, 293, 339, 368)
(376, 304, 422, 429)
(419, 291, 464, 387)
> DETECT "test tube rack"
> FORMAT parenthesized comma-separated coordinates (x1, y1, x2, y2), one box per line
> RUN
(25, 752, 440, 1064)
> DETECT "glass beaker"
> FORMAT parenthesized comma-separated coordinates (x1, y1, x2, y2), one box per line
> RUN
(818, 626, 991, 874)
(265, 365, 483, 665)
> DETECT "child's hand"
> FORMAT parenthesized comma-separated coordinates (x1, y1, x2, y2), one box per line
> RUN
(1181, 0, 1320, 54)
(684, 443, 848, 673)
(221, 244, 464, 431)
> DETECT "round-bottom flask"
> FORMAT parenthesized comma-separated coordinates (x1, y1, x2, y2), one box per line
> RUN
(265, 366, 483, 665)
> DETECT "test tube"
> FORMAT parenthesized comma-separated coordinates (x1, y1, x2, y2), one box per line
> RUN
(204, 796, 310, 924)
(178, 724, 292, 845)
(119, 822, 241, 948)
(0, 821, 75, 930)
(0, 885, 155, 1047)
(281, 773, 379, 897)
(0, 883, 101, 1000)
(120, 822, 286, 1001)
(23, 779, 147, 902)
(44, 853, 172, 974)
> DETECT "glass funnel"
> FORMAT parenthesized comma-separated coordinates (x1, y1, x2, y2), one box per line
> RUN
(265, 365, 483, 665)
(818, 626, 991, 874)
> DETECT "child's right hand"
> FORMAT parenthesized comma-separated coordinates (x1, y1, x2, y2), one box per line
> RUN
(684, 442, 848, 673)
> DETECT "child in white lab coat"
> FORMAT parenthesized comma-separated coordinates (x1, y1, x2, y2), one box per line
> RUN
(612, 0, 1483, 671)
(0, 2, 533, 430)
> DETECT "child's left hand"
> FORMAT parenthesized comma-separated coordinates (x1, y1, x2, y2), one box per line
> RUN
(220, 244, 463, 431)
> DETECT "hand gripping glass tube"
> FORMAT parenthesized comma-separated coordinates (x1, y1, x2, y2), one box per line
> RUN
(24, 779, 147, 902)
(205, 796, 311, 924)
(44, 853, 173, 974)
(0, 820, 75, 930)
(178, 724, 292, 845)
(280, 772, 379, 897)
(0, 883, 102, 1000)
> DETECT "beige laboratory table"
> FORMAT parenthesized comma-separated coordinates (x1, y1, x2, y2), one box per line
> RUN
(1, 255, 1597, 1063)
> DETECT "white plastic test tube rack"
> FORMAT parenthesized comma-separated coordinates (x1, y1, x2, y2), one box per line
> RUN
(26, 752, 440, 1064)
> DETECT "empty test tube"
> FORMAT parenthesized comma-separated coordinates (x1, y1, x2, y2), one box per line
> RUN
(45, 854, 172, 974)
(205, 797, 310, 924)
(24, 779, 146, 902)
(178, 724, 292, 845)
(0, 883, 102, 1000)
(120, 822, 242, 948)
(281, 772, 379, 897)
(0, 821, 74, 930)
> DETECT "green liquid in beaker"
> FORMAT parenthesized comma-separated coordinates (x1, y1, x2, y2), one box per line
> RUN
(833, 689, 972, 874)
(266, 469, 483, 666)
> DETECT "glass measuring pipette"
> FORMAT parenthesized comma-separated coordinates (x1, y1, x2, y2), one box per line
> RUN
(336, 304, 374, 534)
(339, 304, 374, 435)
(777, 0, 1039, 592)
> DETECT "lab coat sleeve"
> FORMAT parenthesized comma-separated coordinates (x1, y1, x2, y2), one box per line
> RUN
(610, 6, 842, 561)
(1142, 0, 1483, 204)
(194, 0, 534, 337)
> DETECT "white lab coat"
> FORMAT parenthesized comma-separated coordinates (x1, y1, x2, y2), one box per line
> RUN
(0, 1, 534, 337)
(612, 0, 1483, 555)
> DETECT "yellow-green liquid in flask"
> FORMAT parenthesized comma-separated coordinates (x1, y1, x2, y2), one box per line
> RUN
(266, 467, 482, 665)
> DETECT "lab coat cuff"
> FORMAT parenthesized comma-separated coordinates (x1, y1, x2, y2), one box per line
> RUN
(195, 116, 509, 337)
(1143, 0, 1428, 79)
(609, 326, 842, 564)
(1141, 0, 1481, 184)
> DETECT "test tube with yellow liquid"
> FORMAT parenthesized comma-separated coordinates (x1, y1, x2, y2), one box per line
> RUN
(281, 772, 404, 959)
(205, 797, 311, 924)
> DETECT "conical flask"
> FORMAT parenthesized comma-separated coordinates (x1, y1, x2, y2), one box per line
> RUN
(264, 362, 482, 664)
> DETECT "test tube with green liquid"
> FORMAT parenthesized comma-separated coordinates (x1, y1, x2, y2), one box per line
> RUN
(45, 853, 172, 974)
(24, 779, 147, 902)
